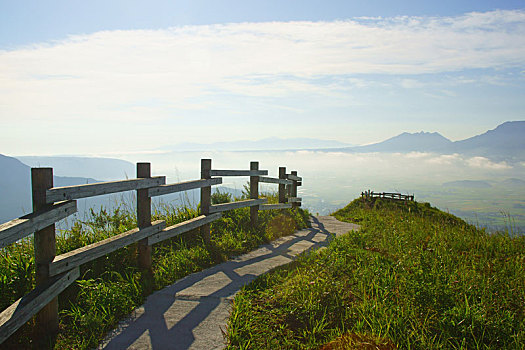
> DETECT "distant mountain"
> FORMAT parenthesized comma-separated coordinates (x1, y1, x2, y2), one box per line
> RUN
(351, 131, 452, 153)
(163, 137, 352, 151)
(445, 121, 525, 160)
(443, 180, 492, 189)
(0, 154, 31, 222)
(501, 178, 525, 187)
(324, 121, 525, 161)
(17, 156, 135, 180)
(0, 154, 99, 223)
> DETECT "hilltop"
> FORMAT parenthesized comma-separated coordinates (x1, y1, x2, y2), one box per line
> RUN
(226, 197, 525, 349)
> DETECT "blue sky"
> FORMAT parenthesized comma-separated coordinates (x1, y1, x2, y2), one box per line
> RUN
(2, 0, 524, 48)
(1, 1, 525, 155)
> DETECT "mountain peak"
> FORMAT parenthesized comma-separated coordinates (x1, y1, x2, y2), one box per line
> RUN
(390, 130, 451, 142)
(356, 130, 452, 153)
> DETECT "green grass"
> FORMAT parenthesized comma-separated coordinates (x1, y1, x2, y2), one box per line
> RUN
(0, 191, 309, 349)
(226, 197, 525, 349)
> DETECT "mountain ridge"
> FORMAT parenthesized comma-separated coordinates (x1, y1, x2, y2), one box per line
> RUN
(0, 154, 101, 222)
(325, 121, 525, 161)
(17, 156, 135, 181)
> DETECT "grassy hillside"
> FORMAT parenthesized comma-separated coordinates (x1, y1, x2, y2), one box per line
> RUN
(226, 197, 525, 349)
(0, 191, 309, 349)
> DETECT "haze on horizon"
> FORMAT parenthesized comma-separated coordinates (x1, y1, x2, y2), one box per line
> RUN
(1, 1, 525, 156)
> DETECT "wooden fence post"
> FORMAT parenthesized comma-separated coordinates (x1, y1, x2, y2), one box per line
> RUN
(200, 159, 212, 245)
(32, 168, 58, 344)
(295, 172, 302, 207)
(250, 161, 259, 226)
(291, 170, 298, 208)
(137, 163, 152, 272)
(278, 167, 286, 204)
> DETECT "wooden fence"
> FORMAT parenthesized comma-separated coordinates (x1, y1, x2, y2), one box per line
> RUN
(361, 190, 414, 201)
(0, 159, 302, 345)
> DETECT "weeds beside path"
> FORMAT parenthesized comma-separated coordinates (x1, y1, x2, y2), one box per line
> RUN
(226, 198, 525, 349)
(100, 215, 358, 349)
(1, 192, 309, 349)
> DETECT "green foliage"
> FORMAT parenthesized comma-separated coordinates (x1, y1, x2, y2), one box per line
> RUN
(0, 194, 309, 349)
(0, 239, 35, 312)
(60, 271, 144, 349)
(226, 197, 525, 349)
(211, 189, 233, 204)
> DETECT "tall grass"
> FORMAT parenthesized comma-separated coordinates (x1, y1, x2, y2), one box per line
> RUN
(226, 197, 525, 349)
(0, 191, 309, 349)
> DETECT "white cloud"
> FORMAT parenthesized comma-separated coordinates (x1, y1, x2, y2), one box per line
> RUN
(425, 153, 462, 165)
(1, 10, 525, 154)
(467, 156, 511, 170)
(400, 79, 424, 89)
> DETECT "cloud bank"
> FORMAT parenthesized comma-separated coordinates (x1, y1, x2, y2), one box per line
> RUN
(1, 10, 524, 154)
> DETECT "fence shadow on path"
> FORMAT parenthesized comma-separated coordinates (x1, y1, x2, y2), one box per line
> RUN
(101, 216, 340, 350)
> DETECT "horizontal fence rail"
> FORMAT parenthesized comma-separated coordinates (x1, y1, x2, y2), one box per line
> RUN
(258, 176, 293, 185)
(361, 190, 414, 201)
(147, 213, 222, 246)
(46, 177, 166, 203)
(0, 159, 302, 347)
(210, 169, 268, 177)
(209, 198, 268, 214)
(0, 200, 76, 249)
(49, 221, 166, 276)
(259, 203, 292, 210)
(0, 268, 80, 344)
(149, 178, 222, 197)
(286, 174, 302, 182)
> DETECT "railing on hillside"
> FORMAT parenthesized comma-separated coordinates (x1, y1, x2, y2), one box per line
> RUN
(361, 190, 414, 201)
(0, 159, 302, 345)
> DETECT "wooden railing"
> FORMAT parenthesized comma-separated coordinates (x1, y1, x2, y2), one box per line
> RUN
(361, 190, 414, 201)
(0, 159, 302, 345)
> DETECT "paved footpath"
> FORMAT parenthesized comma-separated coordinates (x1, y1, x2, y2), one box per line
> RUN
(100, 216, 360, 350)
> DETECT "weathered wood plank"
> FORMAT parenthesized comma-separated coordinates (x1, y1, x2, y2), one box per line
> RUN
(278, 167, 286, 204)
(0, 201, 76, 249)
(200, 159, 212, 246)
(210, 170, 268, 177)
(31, 167, 59, 337)
(209, 198, 267, 213)
(290, 171, 299, 208)
(250, 161, 259, 226)
(258, 176, 293, 185)
(137, 163, 153, 274)
(286, 174, 302, 181)
(147, 213, 222, 246)
(149, 178, 222, 197)
(259, 203, 292, 210)
(49, 221, 165, 276)
(0, 267, 79, 345)
(45, 176, 166, 203)
(287, 197, 302, 203)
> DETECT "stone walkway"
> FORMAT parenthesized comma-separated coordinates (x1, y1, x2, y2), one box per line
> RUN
(100, 216, 360, 350)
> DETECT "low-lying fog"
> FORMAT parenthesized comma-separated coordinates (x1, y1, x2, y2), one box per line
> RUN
(118, 150, 525, 233)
